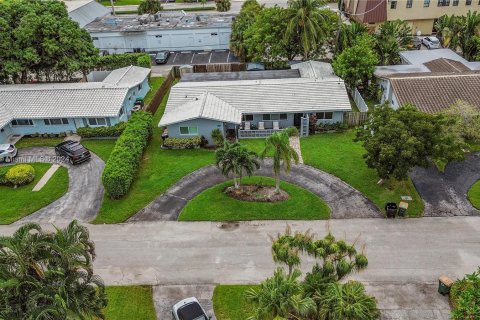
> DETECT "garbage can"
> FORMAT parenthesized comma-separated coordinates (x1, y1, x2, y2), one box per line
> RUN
(385, 203, 398, 218)
(438, 275, 454, 295)
(398, 201, 409, 217)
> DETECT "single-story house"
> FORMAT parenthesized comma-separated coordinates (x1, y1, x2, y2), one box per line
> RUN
(159, 61, 351, 143)
(375, 49, 480, 113)
(0, 65, 150, 144)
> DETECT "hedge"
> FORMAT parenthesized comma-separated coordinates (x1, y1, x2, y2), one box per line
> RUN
(77, 122, 127, 138)
(102, 112, 153, 199)
(95, 53, 151, 71)
(0, 167, 9, 185)
(3, 164, 36, 187)
(163, 136, 202, 149)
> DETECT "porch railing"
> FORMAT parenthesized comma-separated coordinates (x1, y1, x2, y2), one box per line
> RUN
(239, 129, 283, 138)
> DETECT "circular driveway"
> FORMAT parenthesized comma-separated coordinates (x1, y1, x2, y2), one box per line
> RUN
(11, 147, 105, 224)
(130, 159, 382, 222)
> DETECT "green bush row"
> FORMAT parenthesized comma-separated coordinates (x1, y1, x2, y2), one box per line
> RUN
(163, 136, 202, 149)
(77, 122, 127, 138)
(95, 53, 151, 71)
(0, 164, 36, 187)
(102, 112, 153, 199)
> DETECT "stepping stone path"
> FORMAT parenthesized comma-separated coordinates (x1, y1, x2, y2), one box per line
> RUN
(32, 164, 60, 192)
(289, 136, 304, 164)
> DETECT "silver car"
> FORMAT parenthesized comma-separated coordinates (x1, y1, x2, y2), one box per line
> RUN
(0, 144, 17, 163)
(422, 36, 441, 49)
(172, 297, 210, 320)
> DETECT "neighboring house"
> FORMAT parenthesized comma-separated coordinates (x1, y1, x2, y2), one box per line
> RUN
(0, 66, 150, 144)
(159, 61, 351, 143)
(85, 11, 235, 54)
(344, 0, 480, 35)
(62, 0, 110, 28)
(375, 49, 480, 113)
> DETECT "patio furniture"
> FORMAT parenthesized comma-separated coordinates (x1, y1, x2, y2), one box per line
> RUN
(273, 121, 280, 130)
(258, 122, 265, 130)
(244, 121, 251, 130)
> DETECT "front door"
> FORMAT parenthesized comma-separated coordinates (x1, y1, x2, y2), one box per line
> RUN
(294, 113, 302, 128)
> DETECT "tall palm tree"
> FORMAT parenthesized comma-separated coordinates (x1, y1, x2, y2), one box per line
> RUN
(336, 21, 368, 54)
(458, 10, 480, 61)
(261, 131, 299, 193)
(285, 0, 329, 59)
(318, 281, 380, 320)
(246, 268, 317, 320)
(215, 141, 259, 189)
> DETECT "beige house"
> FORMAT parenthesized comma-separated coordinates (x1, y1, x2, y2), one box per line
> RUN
(344, 0, 480, 35)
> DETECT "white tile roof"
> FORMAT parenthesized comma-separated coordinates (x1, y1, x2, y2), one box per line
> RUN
(161, 78, 351, 126)
(0, 105, 12, 128)
(159, 92, 242, 126)
(103, 65, 151, 88)
(63, 0, 110, 27)
(291, 61, 337, 79)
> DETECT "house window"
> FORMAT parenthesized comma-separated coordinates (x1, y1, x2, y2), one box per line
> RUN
(316, 112, 334, 120)
(424, 0, 430, 6)
(262, 114, 271, 121)
(179, 126, 198, 135)
(119, 107, 124, 117)
(262, 114, 288, 121)
(406, 0, 413, 7)
(11, 119, 34, 126)
(390, 0, 397, 8)
(88, 118, 107, 126)
(466, 0, 472, 4)
(92, 37, 99, 40)
(44, 118, 68, 125)
(244, 114, 254, 121)
(453, 0, 459, 5)
(138, 84, 142, 91)
(280, 114, 288, 120)
(437, 0, 450, 6)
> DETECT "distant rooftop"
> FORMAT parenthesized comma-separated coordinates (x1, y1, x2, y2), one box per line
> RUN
(85, 11, 236, 32)
(62, 0, 109, 27)
(180, 70, 301, 82)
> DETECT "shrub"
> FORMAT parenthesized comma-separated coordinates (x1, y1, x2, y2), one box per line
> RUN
(95, 53, 151, 71)
(450, 267, 480, 320)
(5, 164, 36, 187)
(284, 127, 299, 137)
(163, 136, 202, 149)
(102, 112, 153, 199)
(215, 0, 230, 11)
(211, 128, 224, 146)
(77, 122, 127, 138)
(0, 167, 9, 185)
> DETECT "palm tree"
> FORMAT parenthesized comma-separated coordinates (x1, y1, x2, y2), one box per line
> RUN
(246, 268, 317, 320)
(215, 141, 259, 189)
(336, 21, 368, 54)
(285, 0, 329, 59)
(138, 0, 163, 15)
(261, 131, 299, 193)
(458, 10, 480, 61)
(317, 281, 380, 320)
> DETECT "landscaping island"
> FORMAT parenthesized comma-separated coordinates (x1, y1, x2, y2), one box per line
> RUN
(468, 180, 480, 209)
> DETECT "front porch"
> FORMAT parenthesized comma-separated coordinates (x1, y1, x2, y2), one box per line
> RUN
(238, 128, 284, 138)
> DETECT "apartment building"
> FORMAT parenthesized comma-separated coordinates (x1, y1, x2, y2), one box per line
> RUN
(344, 0, 480, 34)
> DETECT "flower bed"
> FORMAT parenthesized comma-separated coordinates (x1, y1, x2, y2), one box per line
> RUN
(224, 185, 289, 202)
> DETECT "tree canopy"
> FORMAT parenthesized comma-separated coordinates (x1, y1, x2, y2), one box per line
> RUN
(229, 0, 262, 61)
(0, 0, 98, 83)
(137, 0, 163, 14)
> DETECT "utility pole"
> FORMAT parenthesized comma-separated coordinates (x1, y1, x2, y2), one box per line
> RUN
(110, 0, 116, 16)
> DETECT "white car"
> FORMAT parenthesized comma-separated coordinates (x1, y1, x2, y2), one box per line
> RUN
(422, 36, 441, 49)
(0, 144, 17, 163)
(172, 297, 210, 320)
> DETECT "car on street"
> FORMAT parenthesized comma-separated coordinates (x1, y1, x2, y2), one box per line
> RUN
(155, 51, 170, 64)
(55, 140, 91, 165)
(172, 297, 210, 320)
(0, 144, 17, 163)
(422, 36, 441, 49)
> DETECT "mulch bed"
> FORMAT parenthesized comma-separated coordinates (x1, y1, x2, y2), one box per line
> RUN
(224, 184, 289, 202)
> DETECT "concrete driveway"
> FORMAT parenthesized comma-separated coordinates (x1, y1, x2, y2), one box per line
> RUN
(130, 160, 382, 222)
(12, 147, 105, 224)
(411, 152, 480, 216)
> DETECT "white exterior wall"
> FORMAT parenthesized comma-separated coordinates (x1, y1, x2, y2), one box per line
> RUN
(91, 27, 231, 54)
(166, 118, 225, 145)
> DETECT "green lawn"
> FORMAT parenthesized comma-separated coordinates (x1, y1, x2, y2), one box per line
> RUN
(238, 139, 274, 157)
(92, 83, 215, 224)
(100, 0, 141, 6)
(468, 180, 480, 210)
(0, 163, 69, 224)
(213, 285, 258, 320)
(179, 176, 331, 221)
(15, 136, 64, 148)
(104, 286, 156, 320)
(82, 139, 117, 162)
(301, 131, 424, 217)
(144, 77, 165, 106)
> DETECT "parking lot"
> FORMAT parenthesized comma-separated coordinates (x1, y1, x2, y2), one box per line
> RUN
(152, 49, 239, 66)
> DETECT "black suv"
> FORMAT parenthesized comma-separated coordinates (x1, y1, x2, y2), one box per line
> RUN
(55, 141, 91, 165)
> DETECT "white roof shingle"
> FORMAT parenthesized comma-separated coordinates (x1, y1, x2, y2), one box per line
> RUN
(102, 65, 151, 88)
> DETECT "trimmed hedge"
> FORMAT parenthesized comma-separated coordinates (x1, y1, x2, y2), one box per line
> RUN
(4, 164, 36, 187)
(102, 112, 153, 199)
(163, 136, 202, 149)
(77, 122, 127, 138)
(0, 167, 9, 185)
(96, 53, 151, 71)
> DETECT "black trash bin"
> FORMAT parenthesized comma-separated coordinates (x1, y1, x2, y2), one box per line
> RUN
(385, 202, 398, 218)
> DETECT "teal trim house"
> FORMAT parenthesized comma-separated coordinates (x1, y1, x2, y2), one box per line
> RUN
(0, 66, 150, 144)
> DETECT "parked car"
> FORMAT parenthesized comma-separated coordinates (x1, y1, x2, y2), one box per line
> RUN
(422, 36, 441, 49)
(172, 297, 210, 320)
(0, 144, 18, 163)
(55, 140, 91, 165)
(155, 51, 170, 64)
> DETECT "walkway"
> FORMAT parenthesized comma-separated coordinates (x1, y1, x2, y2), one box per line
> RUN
(289, 136, 303, 164)
(411, 152, 480, 217)
(130, 160, 381, 222)
(12, 147, 105, 224)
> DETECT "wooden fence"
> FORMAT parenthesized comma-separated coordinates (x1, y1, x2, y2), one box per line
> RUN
(193, 63, 246, 73)
(343, 112, 370, 127)
(144, 67, 178, 114)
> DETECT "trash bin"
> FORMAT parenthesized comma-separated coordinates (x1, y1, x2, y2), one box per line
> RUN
(398, 201, 409, 217)
(438, 275, 454, 295)
(385, 203, 398, 218)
